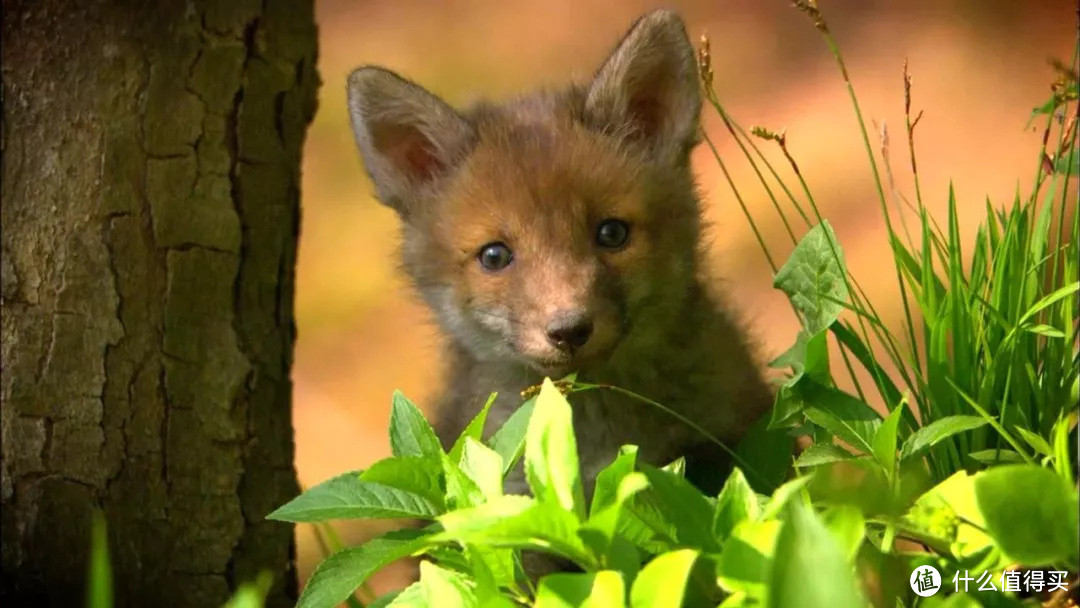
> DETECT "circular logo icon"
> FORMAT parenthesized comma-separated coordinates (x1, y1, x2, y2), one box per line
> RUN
(910, 565, 942, 597)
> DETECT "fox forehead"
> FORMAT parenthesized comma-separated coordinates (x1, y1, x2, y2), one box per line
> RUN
(429, 97, 650, 257)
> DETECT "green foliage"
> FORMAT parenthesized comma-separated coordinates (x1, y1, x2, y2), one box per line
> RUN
(280, 9, 1078, 608)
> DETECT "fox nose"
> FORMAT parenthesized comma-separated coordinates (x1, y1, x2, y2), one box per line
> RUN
(545, 311, 593, 352)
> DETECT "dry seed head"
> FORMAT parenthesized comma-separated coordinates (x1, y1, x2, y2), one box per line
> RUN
(792, 0, 827, 32)
(750, 125, 786, 145)
(698, 32, 713, 89)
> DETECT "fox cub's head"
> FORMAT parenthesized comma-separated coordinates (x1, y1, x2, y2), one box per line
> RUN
(347, 10, 704, 376)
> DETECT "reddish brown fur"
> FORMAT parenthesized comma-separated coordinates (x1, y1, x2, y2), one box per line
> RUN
(347, 11, 777, 501)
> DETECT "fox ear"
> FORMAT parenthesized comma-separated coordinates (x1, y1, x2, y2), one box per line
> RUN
(584, 10, 701, 162)
(347, 67, 473, 213)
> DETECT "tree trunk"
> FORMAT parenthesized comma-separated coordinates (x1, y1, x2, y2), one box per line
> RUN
(0, 0, 318, 605)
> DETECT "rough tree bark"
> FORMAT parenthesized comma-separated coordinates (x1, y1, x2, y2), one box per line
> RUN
(1, 0, 318, 605)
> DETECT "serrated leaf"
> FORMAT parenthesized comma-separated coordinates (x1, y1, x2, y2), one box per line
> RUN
(268, 472, 440, 522)
(526, 379, 585, 519)
(773, 222, 849, 334)
(488, 396, 537, 475)
(767, 502, 864, 608)
(713, 468, 760, 543)
(435, 495, 595, 568)
(442, 451, 484, 509)
(801, 384, 880, 456)
(360, 456, 446, 508)
(450, 392, 498, 463)
(639, 465, 719, 552)
(297, 529, 430, 608)
(975, 464, 1079, 566)
(792, 443, 854, 468)
(419, 561, 477, 608)
(589, 445, 638, 516)
(629, 549, 699, 608)
(390, 391, 443, 460)
(899, 416, 988, 462)
(535, 571, 625, 608)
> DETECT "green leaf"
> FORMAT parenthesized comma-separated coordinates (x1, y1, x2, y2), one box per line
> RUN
(965, 449, 1024, 465)
(767, 502, 863, 608)
(792, 443, 854, 468)
(871, 401, 905, 477)
(907, 471, 994, 560)
(717, 520, 780, 597)
(760, 476, 812, 521)
(526, 379, 585, 519)
(589, 445, 638, 516)
(297, 529, 430, 608)
(713, 468, 761, 543)
(87, 510, 113, 608)
(1013, 427, 1053, 457)
(268, 472, 441, 522)
(223, 572, 273, 608)
(360, 456, 446, 508)
(535, 571, 625, 608)
(801, 384, 881, 456)
(435, 495, 595, 568)
(488, 396, 537, 475)
(820, 505, 864, 562)
(582, 472, 649, 551)
(390, 390, 444, 460)
(898, 416, 989, 462)
(639, 465, 719, 552)
(629, 549, 699, 608)
(459, 437, 505, 501)
(975, 465, 1079, 566)
(450, 392, 498, 463)
(773, 221, 849, 334)
(419, 561, 477, 608)
(736, 414, 794, 493)
(1024, 323, 1067, 338)
(374, 584, 421, 608)
(442, 451, 484, 510)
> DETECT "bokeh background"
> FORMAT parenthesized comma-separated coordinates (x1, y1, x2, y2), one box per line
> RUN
(293, 0, 1075, 596)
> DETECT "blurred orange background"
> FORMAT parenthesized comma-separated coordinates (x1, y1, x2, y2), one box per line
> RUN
(292, 0, 1075, 596)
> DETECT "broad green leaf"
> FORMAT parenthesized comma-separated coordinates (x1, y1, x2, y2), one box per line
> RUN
(526, 379, 585, 519)
(488, 396, 537, 475)
(629, 549, 699, 608)
(376, 583, 421, 608)
(975, 464, 1079, 566)
(769, 381, 810, 430)
(713, 468, 760, 543)
(589, 445, 638, 516)
(459, 437, 505, 501)
(360, 456, 446, 508)
(820, 505, 864, 562)
(581, 472, 649, 550)
(462, 544, 517, 601)
(435, 495, 595, 568)
(767, 502, 864, 608)
(907, 471, 994, 561)
(898, 416, 988, 462)
(792, 443, 854, 468)
(419, 561, 477, 608)
(390, 391, 443, 460)
(872, 401, 905, 477)
(297, 529, 429, 608)
(773, 221, 849, 334)
(802, 384, 880, 455)
(268, 472, 440, 522)
(450, 392, 498, 463)
(760, 476, 812, 521)
(717, 520, 780, 597)
(442, 451, 484, 509)
(661, 456, 686, 477)
(535, 571, 625, 608)
(639, 465, 719, 552)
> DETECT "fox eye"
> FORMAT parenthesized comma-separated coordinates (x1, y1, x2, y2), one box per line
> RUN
(478, 242, 513, 271)
(595, 219, 630, 249)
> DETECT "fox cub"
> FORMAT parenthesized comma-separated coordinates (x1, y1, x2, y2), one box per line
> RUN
(346, 10, 774, 496)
